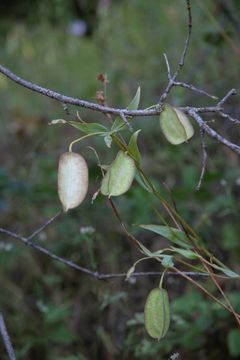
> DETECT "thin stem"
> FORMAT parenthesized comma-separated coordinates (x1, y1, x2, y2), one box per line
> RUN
(69, 132, 103, 152)
(0, 312, 17, 360)
(159, 269, 167, 288)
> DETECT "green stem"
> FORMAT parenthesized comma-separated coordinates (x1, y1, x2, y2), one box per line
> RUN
(159, 269, 167, 288)
(69, 132, 103, 152)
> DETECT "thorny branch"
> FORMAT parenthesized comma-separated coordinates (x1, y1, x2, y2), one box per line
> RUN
(0, 312, 17, 360)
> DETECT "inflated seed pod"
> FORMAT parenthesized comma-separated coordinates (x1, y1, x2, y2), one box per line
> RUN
(100, 150, 136, 197)
(144, 288, 170, 340)
(58, 152, 88, 212)
(160, 104, 194, 145)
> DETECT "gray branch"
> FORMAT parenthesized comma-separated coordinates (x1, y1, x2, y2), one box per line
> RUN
(0, 225, 210, 280)
(0, 312, 17, 360)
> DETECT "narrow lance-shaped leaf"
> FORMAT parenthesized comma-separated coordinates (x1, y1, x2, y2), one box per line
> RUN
(139, 224, 192, 248)
(128, 129, 142, 164)
(69, 121, 108, 134)
(127, 86, 141, 110)
(111, 87, 141, 132)
(171, 247, 199, 260)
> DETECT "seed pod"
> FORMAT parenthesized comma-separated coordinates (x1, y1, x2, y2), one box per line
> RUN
(100, 150, 136, 197)
(58, 152, 88, 212)
(144, 288, 170, 340)
(160, 104, 194, 145)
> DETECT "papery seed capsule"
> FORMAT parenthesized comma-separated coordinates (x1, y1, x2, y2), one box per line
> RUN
(160, 104, 194, 145)
(100, 150, 136, 197)
(144, 288, 170, 340)
(58, 152, 88, 212)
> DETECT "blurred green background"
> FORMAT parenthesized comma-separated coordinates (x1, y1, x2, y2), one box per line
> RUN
(0, 0, 240, 359)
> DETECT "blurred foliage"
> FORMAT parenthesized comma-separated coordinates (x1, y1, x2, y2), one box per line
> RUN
(0, 0, 240, 359)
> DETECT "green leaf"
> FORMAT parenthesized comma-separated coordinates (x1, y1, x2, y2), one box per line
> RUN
(161, 255, 174, 268)
(128, 130, 142, 164)
(127, 86, 141, 110)
(171, 247, 198, 260)
(139, 224, 191, 248)
(210, 263, 240, 278)
(111, 87, 141, 132)
(69, 121, 108, 134)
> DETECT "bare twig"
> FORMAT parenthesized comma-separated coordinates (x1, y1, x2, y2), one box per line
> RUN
(163, 53, 171, 80)
(163, 52, 217, 100)
(199, 258, 240, 326)
(0, 63, 239, 154)
(0, 312, 17, 360)
(174, 81, 217, 100)
(196, 128, 207, 191)
(158, 0, 192, 103)
(217, 110, 240, 125)
(188, 109, 240, 155)
(172, 267, 240, 318)
(0, 226, 211, 279)
(119, 112, 133, 132)
(217, 88, 237, 107)
(27, 210, 62, 241)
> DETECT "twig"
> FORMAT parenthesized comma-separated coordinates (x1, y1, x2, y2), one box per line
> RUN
(159, 0, 192, 103)
(0, 312, 17, 360)
(0, 66, 230, 118)
(188, 109, 240, 155)
(174, 81, 217, 100)
(196, 128, 207, 191)
(0, 64, 240, 154)
(163, 53, 171, 80)
(217, 110, 240, 125)
(172, 267, 240, 317)
(27, 210, 62, 241)
(119, 112, 133, 132)
(0, 227, 211, 279)
(163, 52, 217, 100)
(217, 88, 237, 107)
(199, 258, 240, 326)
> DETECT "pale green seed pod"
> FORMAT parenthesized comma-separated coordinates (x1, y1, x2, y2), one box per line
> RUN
(144, 288, 170, 340)
(160, 104, 194, 145)
(58, 152, 88, 212)
(100, 150, 136, 197)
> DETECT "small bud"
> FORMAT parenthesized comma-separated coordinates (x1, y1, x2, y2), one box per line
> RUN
(160, 104, 194, 145)
(58, 152, 88, 212)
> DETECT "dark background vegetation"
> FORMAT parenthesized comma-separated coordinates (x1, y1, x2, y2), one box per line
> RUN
(0, 0, 240, 359)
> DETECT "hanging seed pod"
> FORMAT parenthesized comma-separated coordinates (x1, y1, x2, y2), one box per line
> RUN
(144, 288, 170, 340)
(100, 150, 136, 197)
(58, 152, 88, 212)
(160, 104, 194, 145)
